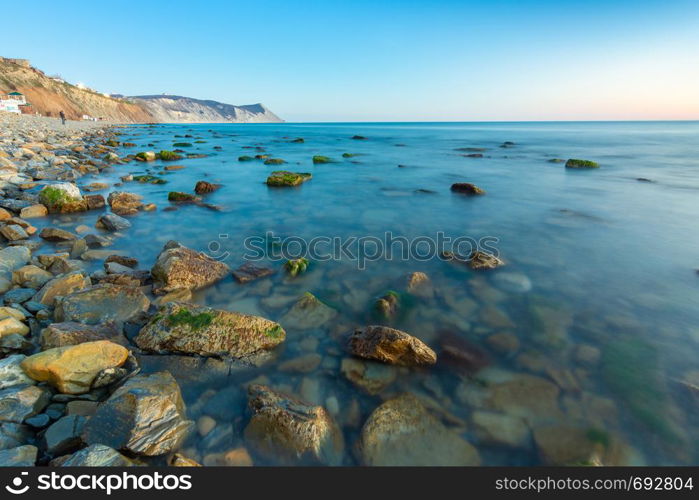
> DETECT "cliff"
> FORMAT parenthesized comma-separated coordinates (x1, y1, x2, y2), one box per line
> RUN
(130, 95, 283, 123)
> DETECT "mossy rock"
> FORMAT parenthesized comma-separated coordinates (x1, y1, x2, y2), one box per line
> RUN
(157, 150, 183, 161)
(238, 155, 254, 162)
(167, 191, 199, 203)
(135, 151, 156, 162)
(38, 187, 87, 214)
(264, 158, 286, 165)
(565, 159, 599, 169)
(342, 153, 356, 158)
(105, 140, 119, 147)
(255, 154, 269, 160)
(266, 171, 312, 187)
(547, 158, 566, 163)
(312, 155, 333, 164)
(290, 138, 304, 143)
(285, 258, 309, 277)
(351, 135, 367, 140)
(194, 140, 207, 144)
(133, 174, 167, 185)
(172, 142, 192, 148)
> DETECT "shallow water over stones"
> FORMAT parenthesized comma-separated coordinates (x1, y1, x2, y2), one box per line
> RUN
(6, 121, 699, 466)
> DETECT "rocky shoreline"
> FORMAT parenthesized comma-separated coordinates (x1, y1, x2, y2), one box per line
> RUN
(0, 113, 692, 467)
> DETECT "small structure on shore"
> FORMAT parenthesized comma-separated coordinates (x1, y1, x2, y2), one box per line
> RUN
(0, 91, 27, 114)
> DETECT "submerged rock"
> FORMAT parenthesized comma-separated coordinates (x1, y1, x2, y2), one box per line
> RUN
(135, 302, 285, 358)
(284, 257, 309, 277)
(20, 341, 129, 394)
(468, 250, 504, 270)
(82, 372, 192, 456)
(244, 384, 344, 465)
(451, 182, 486, 195)
(54, 285, 149, 324)
(359, 394, 480, 466)
(348, 325, 437, 366)
(96, 213, 131, 231)
(374, 291, 400, 320)
(232, 262, 274, 283)
(341, 357, 397, 395)
(280, 292, 337, 330)
(151, 241, 230, 294)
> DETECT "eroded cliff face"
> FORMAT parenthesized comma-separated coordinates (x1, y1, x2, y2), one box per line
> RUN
(130, 95, 283, 123)
(0, 58, 152, 122)
(0, 58, 282, 123)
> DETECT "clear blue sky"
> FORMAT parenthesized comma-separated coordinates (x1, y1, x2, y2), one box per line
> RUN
(2, 0, 698, 121)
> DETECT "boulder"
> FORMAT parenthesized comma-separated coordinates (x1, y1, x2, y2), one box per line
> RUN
(266, 171, 312, 187)
(56, 443, 134, 466)
(12, 265, 53, 289)
(54, 284, 150, 324)
(20, 341, 129, 394)
(0, 355, 34, 390)
(359, 394, 480, 465)
(194, 181, 220, 194)
(81, 372, 192, 456)
(348, 325, 437, 366)
(0, 224, 28, 241)
(40, 321, 125, 349)
(135, 302, 285, 358)
(151, 241, 230, 294)
(19, 204, 48, 219)
(85, 194, 106, 210)
(244, 385, 344, 465)
(44, 415, 87, 456)
(451, 182, 485, 195)
(33, 271, 91, 307)
(0, 317, 29, 338)
(38, 183, 86, 214)
(405, 271, 434, 298)
(39, 227, 77, 242)
(0, 444, 37, 466)
(471, 410, 530, 448)
(96, 213, 131, 231)
(0, 246, 31, 279)
(468, 251, 504, 270)
(0, 385, 51, 423)
(107, 191, 143, 216)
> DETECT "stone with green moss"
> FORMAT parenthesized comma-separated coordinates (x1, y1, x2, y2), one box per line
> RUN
(342, 153, 356, 158)
(172, 142, 192, 148)
(266, 171, 312, 187)
(290, 137, 304, 143)
(238, 155, 254, 162)
(194, 140, 207, 144)
(134, 302, 285, 357)
(285, 257, 309, 277)
(135, 151, 156, 162)
(264, 158, 286, 165)
(167, 192, 199, 203)
(312, 155, 332, 164)
(157, 150, 183, 161)
(565, 159, 599, 169)
(38, 185, 87, 214)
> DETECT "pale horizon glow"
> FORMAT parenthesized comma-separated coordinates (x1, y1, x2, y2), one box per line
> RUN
(1, 0, 698, 122)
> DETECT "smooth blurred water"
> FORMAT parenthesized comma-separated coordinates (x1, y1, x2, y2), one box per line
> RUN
(52, 121, 699, 465)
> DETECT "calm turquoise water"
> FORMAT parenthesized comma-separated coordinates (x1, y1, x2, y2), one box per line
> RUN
(54, 122, 699, 464)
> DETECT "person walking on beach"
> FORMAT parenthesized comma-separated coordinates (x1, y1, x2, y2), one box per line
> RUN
(59, 110, 66, 125)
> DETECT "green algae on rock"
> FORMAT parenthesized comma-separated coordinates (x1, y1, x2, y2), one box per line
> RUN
(565, 158, 599, 169)
(312, 155, 332, 164)
(266, 171, 312, 187)
(284, 257, 309, 277)
(157, 150, 182, 161)
(134, 302, 286, 358)
(263, 158, 285, 165)
(238, 155, 254, 162)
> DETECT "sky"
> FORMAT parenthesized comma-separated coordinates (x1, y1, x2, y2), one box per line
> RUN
(2, 0, 698, 121)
